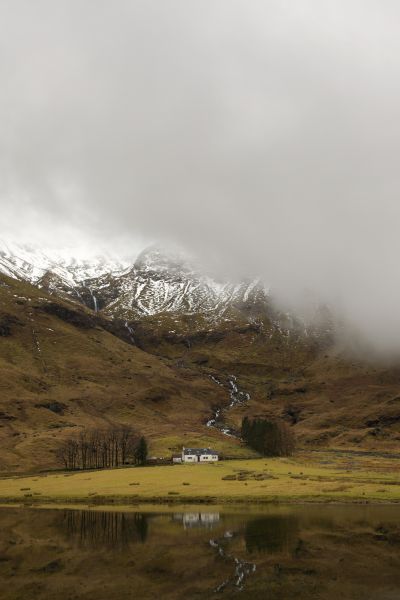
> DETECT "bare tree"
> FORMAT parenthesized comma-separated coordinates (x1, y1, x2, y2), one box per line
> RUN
(56, 425, 142, 470)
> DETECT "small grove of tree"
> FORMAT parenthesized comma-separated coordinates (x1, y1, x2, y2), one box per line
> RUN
(241, 417, 295, 457)
(56, 426, 148, 470)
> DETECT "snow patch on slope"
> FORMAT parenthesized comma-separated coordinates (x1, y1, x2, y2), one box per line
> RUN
(0, 239, 129, 285)
(0, 240, 268, 322)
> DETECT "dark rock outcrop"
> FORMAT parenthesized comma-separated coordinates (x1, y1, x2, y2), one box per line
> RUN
(0, 314, 22, 336)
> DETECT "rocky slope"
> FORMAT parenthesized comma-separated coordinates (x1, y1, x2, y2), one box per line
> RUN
(0, 241, 270, 323)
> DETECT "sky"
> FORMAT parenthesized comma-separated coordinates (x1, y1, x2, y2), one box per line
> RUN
(1, 1, 400, 352)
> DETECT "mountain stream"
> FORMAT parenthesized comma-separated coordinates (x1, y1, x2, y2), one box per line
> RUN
(206, 375, 250, 438)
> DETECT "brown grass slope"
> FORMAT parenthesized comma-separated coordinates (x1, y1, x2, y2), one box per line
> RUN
(1, 270, 400, 474)
(0, 274, 242, 473)
(131, 312, 400, 451)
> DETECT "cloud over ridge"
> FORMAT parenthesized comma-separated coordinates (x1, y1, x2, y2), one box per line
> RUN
(1, 1, 400, 351)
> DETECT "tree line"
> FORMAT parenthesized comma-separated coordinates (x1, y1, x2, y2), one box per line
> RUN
(56, 426, 148, 470)
(241, 417, 295, 456)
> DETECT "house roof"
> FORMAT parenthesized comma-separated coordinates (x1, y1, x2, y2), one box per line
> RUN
(183, 448, 219, 456)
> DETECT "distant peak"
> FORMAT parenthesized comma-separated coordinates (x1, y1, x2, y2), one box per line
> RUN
(134, 245, 193, 274)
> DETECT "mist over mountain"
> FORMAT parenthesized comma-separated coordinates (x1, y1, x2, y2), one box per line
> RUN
(0, 235, 397, 361)
(0, 239, 271, 324)
(4, 16, 400, 600)
(1, 2, 400, 353)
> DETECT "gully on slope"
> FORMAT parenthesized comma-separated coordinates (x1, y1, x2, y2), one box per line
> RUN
(206, 375, 250, 438)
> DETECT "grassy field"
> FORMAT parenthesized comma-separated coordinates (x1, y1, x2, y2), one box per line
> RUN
(1, 450, 400, 504)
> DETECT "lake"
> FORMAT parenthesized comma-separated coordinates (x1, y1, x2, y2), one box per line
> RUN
(0, 504, 399, 599)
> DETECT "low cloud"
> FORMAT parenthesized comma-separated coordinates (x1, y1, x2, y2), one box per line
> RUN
(1, 1, 400, 352)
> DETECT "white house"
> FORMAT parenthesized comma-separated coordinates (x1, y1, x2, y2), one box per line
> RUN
(181, 447, 219, 463)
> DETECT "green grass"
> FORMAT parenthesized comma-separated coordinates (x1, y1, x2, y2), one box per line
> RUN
(1, 451, 400, 505)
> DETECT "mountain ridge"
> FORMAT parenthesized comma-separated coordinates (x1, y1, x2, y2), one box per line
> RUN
(0, 240, 270, 323)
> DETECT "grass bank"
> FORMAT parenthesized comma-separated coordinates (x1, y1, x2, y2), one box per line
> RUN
(1, 451, 400, 505)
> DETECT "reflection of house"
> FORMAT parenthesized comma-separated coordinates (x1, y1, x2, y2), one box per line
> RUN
(200, 512, 220, 525)
(173, 512, 220, 529)
(182, 447, 219, 463)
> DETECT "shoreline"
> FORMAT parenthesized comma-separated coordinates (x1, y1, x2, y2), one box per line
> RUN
(1, 494, 400, 507)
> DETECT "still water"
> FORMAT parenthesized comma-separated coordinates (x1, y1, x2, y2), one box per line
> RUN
(0, 504, 400, 599)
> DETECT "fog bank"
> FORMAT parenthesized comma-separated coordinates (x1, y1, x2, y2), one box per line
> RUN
(1, 1, 400, 352)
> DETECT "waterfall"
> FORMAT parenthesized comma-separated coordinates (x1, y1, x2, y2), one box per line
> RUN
(125, 320, 136, 344)
(86, 285, 98, 313)
(206, 375, 250, 437)
(228, 375, 250, 408)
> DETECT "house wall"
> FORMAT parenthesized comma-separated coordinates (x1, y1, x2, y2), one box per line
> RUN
(182, 453, 219, 463)
(183, 454, 198, 463)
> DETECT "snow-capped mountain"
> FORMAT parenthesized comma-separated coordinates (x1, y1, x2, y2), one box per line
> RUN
(0, 240, 268, 322)
(0, 240, 128, 286)
(84, 246, 267, 321)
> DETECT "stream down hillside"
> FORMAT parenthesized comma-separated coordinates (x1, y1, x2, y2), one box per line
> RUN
(206, 375, 250, 438)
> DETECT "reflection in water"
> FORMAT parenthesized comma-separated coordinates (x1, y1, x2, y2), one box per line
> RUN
(1, 506, 400, 600)
(172, 511, 220, 529)
(245, 515, 299, 554)
(210, 532, 257, 592)
(59, 509, 149, 548)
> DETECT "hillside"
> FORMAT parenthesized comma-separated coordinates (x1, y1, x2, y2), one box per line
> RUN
(130, 311, 400, 451)
(1, 243, 400, 473)
(0, 274, 248, 473)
